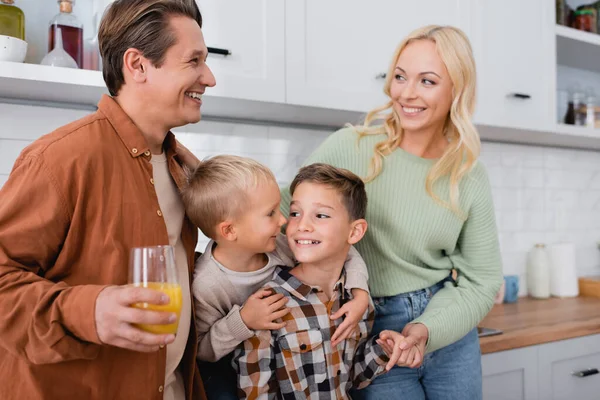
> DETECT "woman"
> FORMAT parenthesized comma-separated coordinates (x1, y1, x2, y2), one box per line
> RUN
(281, 25, 502, 399)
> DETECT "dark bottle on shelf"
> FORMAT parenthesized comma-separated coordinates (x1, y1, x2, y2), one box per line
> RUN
(564, 101, 575, 125)
(48, 0, 83, 69)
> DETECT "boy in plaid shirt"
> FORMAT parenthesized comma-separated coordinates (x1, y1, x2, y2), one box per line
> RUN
(234, 164, 410, 399)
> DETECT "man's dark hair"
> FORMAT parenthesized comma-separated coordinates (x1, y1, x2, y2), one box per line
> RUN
(99, 0, 202, 96)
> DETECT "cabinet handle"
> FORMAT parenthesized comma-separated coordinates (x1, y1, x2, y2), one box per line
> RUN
(508, 93, 531, 100)
(207, 47, 231, 56)
(572, 368, 599, 378)
(375, 73, 387, 80)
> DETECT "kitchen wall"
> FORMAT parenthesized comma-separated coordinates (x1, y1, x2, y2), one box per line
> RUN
(2, 101, 600, 295)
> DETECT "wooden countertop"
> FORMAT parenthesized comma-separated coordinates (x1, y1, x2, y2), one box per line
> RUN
(479, 296, 600, 354)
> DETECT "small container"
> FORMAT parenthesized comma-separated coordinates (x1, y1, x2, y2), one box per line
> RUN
(0, 0, 25, 40)
(574, 9, 595, 32)
(586, 89, 596, 128)
(527, 244, 550, 299)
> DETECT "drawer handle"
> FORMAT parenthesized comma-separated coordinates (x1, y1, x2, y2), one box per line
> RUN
(572, 368, 599, 378)
(508, 92, 531, 100)
(207, 47, 231, 56)
(375, 73, 387, 80)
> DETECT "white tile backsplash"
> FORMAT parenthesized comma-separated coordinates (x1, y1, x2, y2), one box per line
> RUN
(1, 101, 600, 292)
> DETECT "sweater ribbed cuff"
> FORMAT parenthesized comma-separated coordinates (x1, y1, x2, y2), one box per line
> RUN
(226, 305, 255, 341)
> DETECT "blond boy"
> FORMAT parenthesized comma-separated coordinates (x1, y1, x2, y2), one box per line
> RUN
(181, 155, 370, 398)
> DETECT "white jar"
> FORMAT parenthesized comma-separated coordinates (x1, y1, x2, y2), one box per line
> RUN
(527, 244, 551, 299)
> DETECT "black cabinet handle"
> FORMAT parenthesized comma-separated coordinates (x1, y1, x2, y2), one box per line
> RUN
(207, 47, 231, 56)
(375, 73, 387, 80)
(509, 93, 532, 99)
(573, 368, 599, 378)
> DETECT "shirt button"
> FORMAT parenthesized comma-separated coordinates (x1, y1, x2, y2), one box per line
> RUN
(157, 210, 163, 217)
(299, 344, 307, 351)
(337, 370, 341, 376)
(144, 150, 151, 157)
(132, 148, 138, 154)
(158, 385, 164, 393)
(150, 178, 155, 185)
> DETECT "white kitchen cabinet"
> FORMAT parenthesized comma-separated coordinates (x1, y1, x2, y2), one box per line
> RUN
(469, 0, 555, 131)
(284, 0, 472, 113)
(481, 334, 600, 400)
(196, 0, 285, 103)
(537, 334, 600, 400)
(482, 347, 539, 400)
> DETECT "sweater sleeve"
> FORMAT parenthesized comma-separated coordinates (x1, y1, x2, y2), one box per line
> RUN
(411, 165, 503, 353)
(192, 272, 254, 362)
(0, 155, 106, 365)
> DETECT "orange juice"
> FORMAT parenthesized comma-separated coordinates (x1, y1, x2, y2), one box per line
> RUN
(131, 282, 182, 334)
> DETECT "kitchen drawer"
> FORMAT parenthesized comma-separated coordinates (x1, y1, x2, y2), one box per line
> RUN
(538, 334, 600, 400)
(482, 347, 538, 400)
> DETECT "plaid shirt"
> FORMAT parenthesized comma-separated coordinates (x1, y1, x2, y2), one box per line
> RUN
(234, 266, 388, 400)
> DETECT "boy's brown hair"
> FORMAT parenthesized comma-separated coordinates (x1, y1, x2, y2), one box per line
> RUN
(99, 0, 202, 96)
(181, 155, 277, 239)
(289, 163, 367, 221)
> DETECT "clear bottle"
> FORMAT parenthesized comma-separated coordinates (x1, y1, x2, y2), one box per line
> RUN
(48, 0, 83, 69)
(586, 88, 596, 128)
(526, 244, 550, 299)
(0, 0, 25, 40)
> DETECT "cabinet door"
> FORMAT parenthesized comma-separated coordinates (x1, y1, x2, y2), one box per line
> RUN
(197, 0, 285, 102)
(538, 334, 600, 400)
(482, 347, 539, 400)
(470, 0, 554, 131)
(285, 0, 471, 113)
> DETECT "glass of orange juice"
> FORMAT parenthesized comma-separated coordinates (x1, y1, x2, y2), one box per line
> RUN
(128, 245, 182, 335)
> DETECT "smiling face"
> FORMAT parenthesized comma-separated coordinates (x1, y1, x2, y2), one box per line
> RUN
(286, 182, 361, 267)
(142, 15, 216, 129)
(389, 39, 454, 135)
(233, 179, 287, 254)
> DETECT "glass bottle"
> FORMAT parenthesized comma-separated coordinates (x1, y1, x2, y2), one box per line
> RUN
(48, 0, 83, 69)
(586, 88, 596, 128)
(0, 0, 25, 40)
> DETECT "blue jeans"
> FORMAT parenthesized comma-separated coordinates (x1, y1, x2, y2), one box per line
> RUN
(199, 353, 238, 400)
(350, 277, 482, 400)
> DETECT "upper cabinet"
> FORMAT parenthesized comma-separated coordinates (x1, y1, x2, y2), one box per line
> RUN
(284, 0, 471, 113)
(469, 0, 555, 131)
(197, 0, 285, 103)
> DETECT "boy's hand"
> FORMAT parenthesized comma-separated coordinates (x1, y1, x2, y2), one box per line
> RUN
(240, 288, 289, 331)
(330, 288, 369, 347)
(376, 323, 428, 370)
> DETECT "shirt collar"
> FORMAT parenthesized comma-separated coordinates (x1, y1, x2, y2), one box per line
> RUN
(96, 94, 179, 159)
(273, 266, 347, 301)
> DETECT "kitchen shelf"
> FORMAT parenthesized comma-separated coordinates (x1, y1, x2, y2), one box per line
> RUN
(3, 61, 600, 150)
(477, 123, 600, 151)
(0, 61, 107, 109)
(556, 25, 600, 73)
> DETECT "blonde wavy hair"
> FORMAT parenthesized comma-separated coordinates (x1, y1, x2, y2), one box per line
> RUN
(354, 25, 479, 219)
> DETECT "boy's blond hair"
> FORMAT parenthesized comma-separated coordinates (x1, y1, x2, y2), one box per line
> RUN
(182, 155, 276, 239)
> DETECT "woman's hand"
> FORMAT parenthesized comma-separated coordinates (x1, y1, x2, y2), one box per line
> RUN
(377, 323, 428, 369)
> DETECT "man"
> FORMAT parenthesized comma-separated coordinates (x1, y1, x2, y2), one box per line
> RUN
(0, 0, 215, 399)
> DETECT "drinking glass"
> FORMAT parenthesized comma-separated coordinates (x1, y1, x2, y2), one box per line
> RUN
(129, 245, 182, 334)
